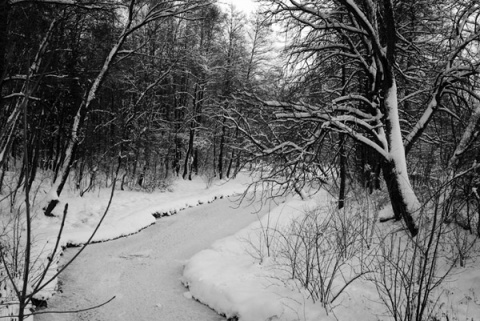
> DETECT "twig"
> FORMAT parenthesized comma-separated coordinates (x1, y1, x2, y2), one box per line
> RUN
(26, 296, 115, 317)
(31, 156, 122, 296)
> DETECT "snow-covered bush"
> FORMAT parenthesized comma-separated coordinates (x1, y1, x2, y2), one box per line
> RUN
(368, 197, 477, 321)
(248, 198, 373, 311)
(277, 203, 373, 307)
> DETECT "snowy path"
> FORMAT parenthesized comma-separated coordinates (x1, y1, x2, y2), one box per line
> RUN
(36, 196, 273, 321)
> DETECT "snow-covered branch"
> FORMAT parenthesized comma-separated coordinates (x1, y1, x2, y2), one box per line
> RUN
(9, 0, 114, 9)
(2, 92, 41, 101)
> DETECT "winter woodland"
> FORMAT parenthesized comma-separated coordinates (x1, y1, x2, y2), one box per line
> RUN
(1, 0, 480, 320)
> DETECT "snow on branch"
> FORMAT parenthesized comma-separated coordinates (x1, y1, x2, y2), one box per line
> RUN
(336, 0, 384, 57)
(262, 141, 307, 155)
(333, 94, 376, 109)
(142, 1, 211, 25)
(323, 118, 389, 159)
(332, 105, 377, 120)
(404, 25, 480, 153)
(285, 0, 368, 36)
(238, 89, 389, 158)
(291, 44, 352, 55)
(9, 0, 114, 9)
(3, 92, 42, 101)
(404, 92, 439, 152)
(448, 103, 480, 169)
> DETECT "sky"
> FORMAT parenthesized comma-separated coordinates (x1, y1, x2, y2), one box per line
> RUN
(224, 0, 259, 14)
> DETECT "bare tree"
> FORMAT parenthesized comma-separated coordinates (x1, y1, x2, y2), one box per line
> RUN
(232, 0, 480, 236)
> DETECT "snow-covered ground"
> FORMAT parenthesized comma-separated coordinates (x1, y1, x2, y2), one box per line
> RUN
(0, 172, 257, 310)
(2, 171, 480, 321)
(182, 190, 480, 321)
(36, 195, 274, 321)
(182, 196, 328, 321)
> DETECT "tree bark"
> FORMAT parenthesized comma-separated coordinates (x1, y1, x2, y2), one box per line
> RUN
(383, 81, 420, 236)
(382, 160, 417, 235)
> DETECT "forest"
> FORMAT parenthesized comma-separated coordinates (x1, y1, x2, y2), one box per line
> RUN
(1, 0, 480, 320)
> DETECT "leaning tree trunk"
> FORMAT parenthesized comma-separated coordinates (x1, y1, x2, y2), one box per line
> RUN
(383, 80, 421, 236)
(382, 160, 418, 233)
(44, 19, 131, 216)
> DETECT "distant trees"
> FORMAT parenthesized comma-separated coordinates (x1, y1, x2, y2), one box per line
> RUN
(1, 1, 269, 212)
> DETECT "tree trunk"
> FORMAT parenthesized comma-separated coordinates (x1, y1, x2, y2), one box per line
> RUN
(381, 3, 421, 235)
(212, 127, 217, 178)
(44, 16, 132, 215)
(339, 65, 347, 208)
(132, 156, 138, 185)
(226, 126, 240, 179)
(192, 148, 198, 176)
(76, 159, 85, 190)
(383, 80, 420, 236)
(382, 160, 417, 234)
(26, 132, 40, 192)
(183, 127, 194, 180)
(188, 148, 198, 181)
(447, 104, 480, 170)
(121, 172, 127, 191)
(44, 140, 79, 216)
(164, 148, 170, 180)
(226, 149, 234, 179)
(218, 118, 227, 180)
(339, 134, 346, 209)
(234, 152, 241, 178)
(0, 157, 6, 193)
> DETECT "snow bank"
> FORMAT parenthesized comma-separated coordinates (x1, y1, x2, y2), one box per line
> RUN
(182, 196, 333, 321)
(3, 173, 254, 301)
(182, 188, 480, 321)
(36, 174, 252, 246)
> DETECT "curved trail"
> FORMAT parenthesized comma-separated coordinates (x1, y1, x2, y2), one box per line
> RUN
(36, 196, 273, 321)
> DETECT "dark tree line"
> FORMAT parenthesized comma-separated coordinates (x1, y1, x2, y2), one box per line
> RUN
(0, 0, 276, 214)
(2, 0, 480, 236)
